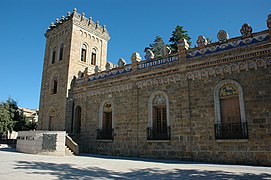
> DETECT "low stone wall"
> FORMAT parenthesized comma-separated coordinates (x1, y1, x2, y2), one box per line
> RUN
(16, 131, 66, 156)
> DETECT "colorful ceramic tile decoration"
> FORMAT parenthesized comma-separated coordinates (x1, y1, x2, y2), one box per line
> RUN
(88, 65, 132, 81)
(187, 34, 269, 58)
(220, 84, 238, 97)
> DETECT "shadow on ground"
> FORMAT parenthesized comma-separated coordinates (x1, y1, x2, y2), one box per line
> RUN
(0, 147, 16, 152)
(14, 160, 271, 180)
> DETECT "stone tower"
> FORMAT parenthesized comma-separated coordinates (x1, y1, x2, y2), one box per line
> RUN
(39, 8, 110, 130)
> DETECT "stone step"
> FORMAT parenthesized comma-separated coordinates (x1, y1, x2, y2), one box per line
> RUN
(65, 146, 74, 156)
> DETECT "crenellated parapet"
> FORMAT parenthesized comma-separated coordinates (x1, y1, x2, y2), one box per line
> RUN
(46, 8, 110, 41)
(71, 13, 271, 87)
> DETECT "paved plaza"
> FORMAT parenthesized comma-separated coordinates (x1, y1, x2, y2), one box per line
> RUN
(0, 147, 271, 180)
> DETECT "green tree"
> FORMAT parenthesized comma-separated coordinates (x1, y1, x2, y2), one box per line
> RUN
(5, 97, 26, 131)
(169, 25, 191, 52)
(0, 102, 14, 135)
(0, 97, 33, 137)
(149, 36, 165, 58)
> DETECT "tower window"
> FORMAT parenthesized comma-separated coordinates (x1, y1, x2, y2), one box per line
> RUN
(52, 80, 58, 94)
(91, 48, 97, 65)
(59, 43, 64, 61)
(51, 74, 58, 94)
(52, 49, 56, 64)
(81, 44, 87, 62)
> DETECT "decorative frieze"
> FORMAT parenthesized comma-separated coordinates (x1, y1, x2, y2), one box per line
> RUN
(186, 49, 271, 70)
(88, 65, 132, 82)
(187, 58, 270, 80)
(137, 56, 179, 69)
(74, 74, 182, 98)
(187, 33, 269, 58)
(74, 83, 133, 99)
(136, 73, 181, 89)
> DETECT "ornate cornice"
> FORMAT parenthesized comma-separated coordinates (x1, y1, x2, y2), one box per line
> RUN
(136, 73, 181, 89)
(74, 83, 133, 99)
(186, 49, 271, 70)
(187, 58, 271, 80)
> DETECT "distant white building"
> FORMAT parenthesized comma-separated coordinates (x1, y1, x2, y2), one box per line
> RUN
(20, 108, 39, 123)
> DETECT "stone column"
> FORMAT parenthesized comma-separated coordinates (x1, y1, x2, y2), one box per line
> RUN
(178, 38, 189, 60)
(131, 52, 141, 71)
(178, 38, 189, 72)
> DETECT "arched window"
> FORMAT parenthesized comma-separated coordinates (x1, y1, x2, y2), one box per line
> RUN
(214, 80, 248, 139)
(59, 43, 64, 61)
(51, 48, 56, 64)
(73, 106, 81, 133)
(97, 101, 114, 140)
(91, 48, 97, 65)
(51, 74, 58, 94)
(48, 108, 56, 131)
(81, 44, 87, 62)
(147, 91, 170, 140)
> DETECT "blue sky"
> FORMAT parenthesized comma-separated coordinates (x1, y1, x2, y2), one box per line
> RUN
(0, 0, 270, 109)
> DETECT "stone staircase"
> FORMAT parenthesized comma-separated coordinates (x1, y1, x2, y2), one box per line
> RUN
(65, 134, 79, 156)
(65, 146, 74, 156)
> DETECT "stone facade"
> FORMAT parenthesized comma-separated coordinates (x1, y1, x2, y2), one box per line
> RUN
(39, 9, 271, 166)
(39, 9, 110, 131)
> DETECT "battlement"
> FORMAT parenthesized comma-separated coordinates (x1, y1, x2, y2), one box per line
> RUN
(46, 8, 110, 41)
(72, 13, 271, 86)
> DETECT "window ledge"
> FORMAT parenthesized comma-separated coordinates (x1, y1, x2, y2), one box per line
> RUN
(215, 139, 249, 143)
(147, 140, 171, 143)
(96, 139, 113, 142)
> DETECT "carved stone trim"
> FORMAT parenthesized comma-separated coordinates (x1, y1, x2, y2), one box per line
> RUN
(74, 83, 133, 99)
(136, 74, 181, 89)
(187, 58, 269, 80)
(187, 49, 271, 70)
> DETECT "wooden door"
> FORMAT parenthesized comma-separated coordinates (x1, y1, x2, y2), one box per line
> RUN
(220, 97, 241, 124)
(103, 112, 112, 130)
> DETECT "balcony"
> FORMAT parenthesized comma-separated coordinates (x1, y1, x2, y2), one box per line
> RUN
(147, 126, 171, 140)
(97, 129, 114, 140)
(214, 122, 248, 139)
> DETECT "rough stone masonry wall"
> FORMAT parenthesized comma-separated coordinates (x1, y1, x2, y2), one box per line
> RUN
(39, 20, 73, 131)
(67, 54, 271, 166)
(63, 14, 271, 165)
(187, 63, 271, 166)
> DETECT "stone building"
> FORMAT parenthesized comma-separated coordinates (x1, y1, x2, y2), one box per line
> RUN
(20, 108, 39, 123)
(39, 9, 271, 166)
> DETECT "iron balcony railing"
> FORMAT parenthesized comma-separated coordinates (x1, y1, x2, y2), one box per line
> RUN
(214, 122, 248, 139)
(147, 126, 171, 140)
(97, 129, 114, 140)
